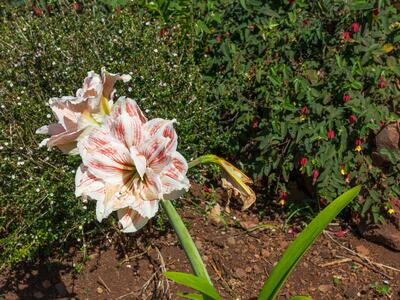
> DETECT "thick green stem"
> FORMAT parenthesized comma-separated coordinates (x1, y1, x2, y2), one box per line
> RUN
(188, 154, 219, 169)
(161, 200, 211, 283)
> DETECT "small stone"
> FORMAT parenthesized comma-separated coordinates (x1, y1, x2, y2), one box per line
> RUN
(355, 245, 370, 257)
(234, 268, 247, 278)
(344, 287, 357, 298)
(55, 283, 67, 296)
(227, 237, 236, 246)
(261, 249, 270, 257)
(97, 287, 104, 294)
(253, 265, 262, 274)
(195, 240, 203, 249)
(245, 266, 252, 273)
(33, 291, 44, 299)
(42, 280, 51, 289)
(318, 284, 332, 293)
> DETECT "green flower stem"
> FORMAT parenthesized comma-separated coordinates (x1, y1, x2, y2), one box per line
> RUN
(161, 200, 211, 283)
(188, 154, 219, 169)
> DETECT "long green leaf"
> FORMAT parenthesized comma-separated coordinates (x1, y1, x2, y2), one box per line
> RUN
(177, 292, 205, 300)
(161, 201, 211, 282)
(164, 272, 222, 300)
(258, 186, 361, 300)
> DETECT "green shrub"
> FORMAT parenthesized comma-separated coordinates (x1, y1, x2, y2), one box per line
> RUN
(147, 0, 400, 222)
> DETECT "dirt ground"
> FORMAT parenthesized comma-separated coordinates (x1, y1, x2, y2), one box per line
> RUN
(1, 198, 400, 300)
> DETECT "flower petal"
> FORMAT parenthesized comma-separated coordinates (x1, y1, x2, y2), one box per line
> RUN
(117, 208, 149, 233)
(110, 114, 143, 147)
(129, 146, 147, 179)
(78, 127, 134, 184)
(75, 164, 105, 201)
(161, 152, 190, 199)
(111, 97, 147, 123)
(101, 67, 131, 100)
(143, 118, 177, 153)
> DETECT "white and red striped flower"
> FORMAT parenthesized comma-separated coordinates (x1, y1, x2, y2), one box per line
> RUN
(75, 97, 190, 232)
(36, 68, 131, 154)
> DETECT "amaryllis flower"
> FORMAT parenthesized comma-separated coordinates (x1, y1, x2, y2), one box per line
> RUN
(351, 22, 360, 33)
(75, 98, 190, 232)
(36, 68, 131, 154)
(343, 94, 350, 103)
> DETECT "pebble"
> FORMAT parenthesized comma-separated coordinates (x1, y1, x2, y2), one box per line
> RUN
(234, 268, 247, 278)
(318, 284, 332, 293)
(245, 266, 252, 273)
(42, 280, 51, 289)
(97, 287, 104, 294)
(261, 249, 269, 257)
(227, 237, 236, 246)
(33, 291, 44, 299)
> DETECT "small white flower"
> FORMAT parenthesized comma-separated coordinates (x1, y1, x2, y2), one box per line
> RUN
(83, 205, 87, 210)
(46, 114, 51, 118)
(52, 61, 56, 66)
(153, 49, 158, 53)
(145, 108, 150, 113)
(77, 238, 81, 242)
(1, 105, 5, 109)
(128, 87, 132, 92)
(173, 53, 178, 57)
(0, 146, 3, 150)
(18, 102, 22, 106)
(36, 188, 40, 192)
(78, 225, 83, 230)
(118, 29, 123, 34)
(145, 21, 150, 26)
(9, 82, 14, 87)
(11, 175, 16, 179)
(4, 142, 8, 146)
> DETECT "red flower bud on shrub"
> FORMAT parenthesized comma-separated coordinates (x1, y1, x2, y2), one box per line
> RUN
(303, 19, 310, 26)
(299, 106, 309, 115)
(373, 7, 379, 16)
(351, 22, 360, 33)
(319, 198, 327, 206)
(345, 172, 351, 184)
(327, 129, 335, 139)
(348, 115, 357, 124)
(342, 31, 351, 41)
(251, 117, 259, 129)
(159, 28, 169, 37)
(300, 157, 308, 168)
(312, 169, 319, 185)
(280, 191, 288, 200)
(343, 94, 350, 103)
(380, 121, 385, 127)
(215, 35, 222, 44)
(355, 138, 362, 146)
(378, 75, 385, 89)
(45, 5, 53, 13)
(32, 5, 44, 15)
(71, 2, 81, 11)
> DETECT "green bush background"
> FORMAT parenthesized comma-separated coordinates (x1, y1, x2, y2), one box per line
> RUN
(0, 0, 399, 267)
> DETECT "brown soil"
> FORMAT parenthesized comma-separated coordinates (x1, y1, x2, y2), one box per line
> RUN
(1, 201, 400, 300)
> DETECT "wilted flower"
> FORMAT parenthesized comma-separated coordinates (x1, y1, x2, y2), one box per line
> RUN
(36, 68, 131, 154)
(75, 98, 190, 232)
(327, 130, 335, 139)
(190, 154, 255, 211)
(351, 22, 360, 33)
(342, 31, 351, 41)
(343, 94, 350, 103)
(348, 115, 357, 124)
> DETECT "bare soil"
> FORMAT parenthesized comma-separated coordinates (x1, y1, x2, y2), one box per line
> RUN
(1, 199, 400, 300)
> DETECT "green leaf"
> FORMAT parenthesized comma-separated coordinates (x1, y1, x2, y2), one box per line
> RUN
(257, 186, 361, 300)
(289, 297, 313, 300)
(164, 272, 222, 300)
